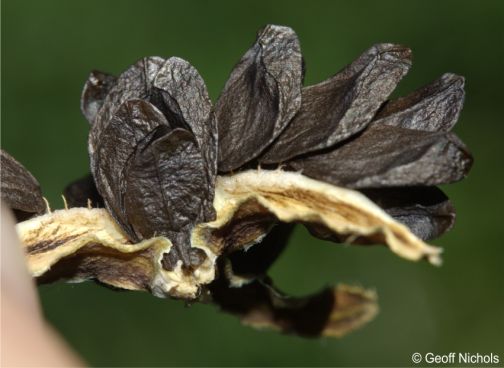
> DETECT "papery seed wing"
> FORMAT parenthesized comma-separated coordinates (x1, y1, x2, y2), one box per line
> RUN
(215, 25, 303, 172)
(124, 128, 208, 245)
(95, 56, 165, 128)
(93, 99, 171, 239)
(1, 149, 45, 221)
(153, 57, 217, 222)
(289, 125, 473, 188)
(261, 44, 412, 163)
(89, 56, 165, 172)
(372, 73, 465, 132)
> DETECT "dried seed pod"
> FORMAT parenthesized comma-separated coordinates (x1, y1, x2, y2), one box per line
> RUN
(94, 99, 170, 239)
(261, 44, 412, 163)
(125, 128, 206, 237)
(216, 25, 303, 171)
(289, 124, 473, 188)
(124, 127, 208, 265)
(153, 57, 215, 150)
(96, 56, 165, 127)
(88, 57, 217, 249)
(89, 56, 165, 170)
(12, 24, 474, 338)
(1, 149, 45, 221)
(372, 73, 465, 132)
(153, 57, 217, 221)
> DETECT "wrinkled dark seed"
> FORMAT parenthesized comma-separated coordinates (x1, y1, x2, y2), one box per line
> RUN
(1, 149, 45, 218)
(94, 99, 171, 239)
(154, 57, 213, 148)
(153, 57, 217, 221)
(216, 24, 303, 171)
(361, 186, 455, 240)
(289, 124, 473, 188)
(95, 56, 165, 128)
(372, 73, 465, 132)
(80, 70, 117, 125)
(261, 44, 412, 163)
(124, 128, 207, 263)
(89, 56, 165, 174)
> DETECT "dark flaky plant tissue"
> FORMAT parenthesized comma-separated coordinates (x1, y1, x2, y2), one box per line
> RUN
(1, 25, 473, 338)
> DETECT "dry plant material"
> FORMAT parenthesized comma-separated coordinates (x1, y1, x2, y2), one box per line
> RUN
(2, 24, 473, 338)
(1, 150, 45, 221)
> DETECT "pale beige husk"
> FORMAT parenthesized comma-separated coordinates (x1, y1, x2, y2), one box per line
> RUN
(16, 170, 441, 335)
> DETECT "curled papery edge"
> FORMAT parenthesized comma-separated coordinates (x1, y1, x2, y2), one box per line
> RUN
(17, 207, 217, 299)
(16, 207, 378, 337)
(198, 170, 442, 265)
(16, 170, 441, 301)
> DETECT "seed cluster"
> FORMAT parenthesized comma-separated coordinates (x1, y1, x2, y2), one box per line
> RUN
(1, 24, 473, 338)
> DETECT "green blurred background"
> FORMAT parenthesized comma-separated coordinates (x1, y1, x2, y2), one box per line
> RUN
(2, 0, 503, 366)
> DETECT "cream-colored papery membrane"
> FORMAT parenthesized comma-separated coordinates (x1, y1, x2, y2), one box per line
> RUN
(17, 170, 441, 299)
